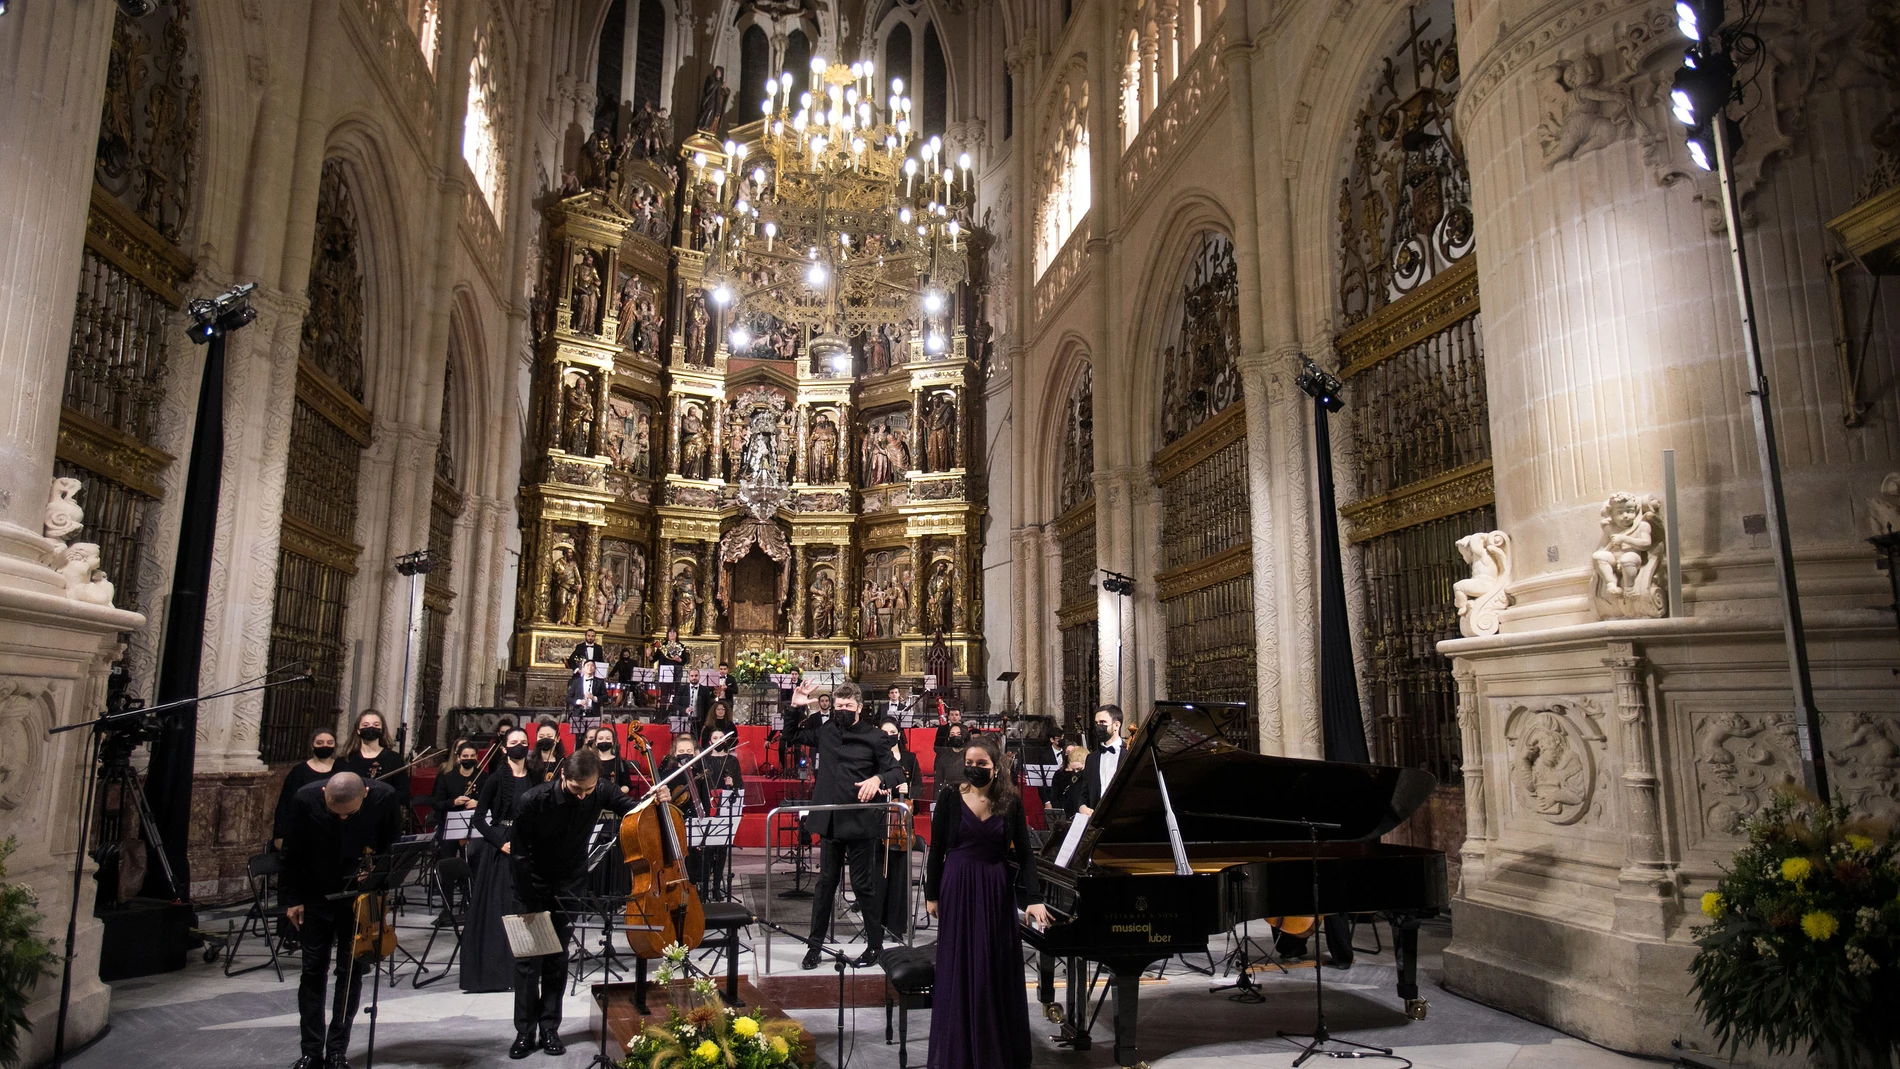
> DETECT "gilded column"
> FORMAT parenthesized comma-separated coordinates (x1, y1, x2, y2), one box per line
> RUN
(907, 536, 925, 635)
(790, 546, 806, 638)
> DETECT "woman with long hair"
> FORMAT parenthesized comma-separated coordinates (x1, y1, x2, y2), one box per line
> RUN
(462, 727, 533, 992)
(271, 728, 337, 850)
(339, 709, 409, 803)
(528, 718, 565, 783)
(925, 734, 1049, 1069)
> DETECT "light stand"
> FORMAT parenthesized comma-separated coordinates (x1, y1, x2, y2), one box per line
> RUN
(1295, 358, 1371, 765)
(393, 549, 436, 755)
(1099, 572, 1135, 709)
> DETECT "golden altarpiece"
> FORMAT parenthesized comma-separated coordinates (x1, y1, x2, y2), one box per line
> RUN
(510, 120, 987, 706)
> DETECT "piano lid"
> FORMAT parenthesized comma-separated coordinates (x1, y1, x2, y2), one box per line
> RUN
(1062, 702, 1437, 868)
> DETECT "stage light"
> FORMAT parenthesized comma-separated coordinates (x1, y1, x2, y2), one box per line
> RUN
(1670, 49, 1734, 172)
(730, 327, 751, 350)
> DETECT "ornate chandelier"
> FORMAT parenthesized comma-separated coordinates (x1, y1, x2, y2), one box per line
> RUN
(694, 56, 976, 373)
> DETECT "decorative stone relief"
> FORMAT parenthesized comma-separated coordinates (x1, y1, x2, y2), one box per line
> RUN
(1534, 51, 1653, 167)
(1591, 492, 1667, 619)
(1502, 699, 1608, 825)
(0, 682, 52, 812)
(43, 477, 85, 540)
(1828, 712, 1900, 825)
(55, 543, 117, 607)
(1869, 471, 1900, 534)
(1691, 710, 1797, 836)
(1453, 529, 1512, 637)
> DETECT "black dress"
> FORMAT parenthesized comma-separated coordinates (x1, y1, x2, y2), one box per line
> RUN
(1050, 768, 1088, 819)
(461, 770, 529, 992)
(338, 746, 410, 812)
(272, 761, 336, 844)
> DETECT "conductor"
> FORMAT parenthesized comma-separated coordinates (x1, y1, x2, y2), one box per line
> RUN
(787, 681, 904, 970)
(279, 772, 402, 1069)
(507, 749, 637, 1058)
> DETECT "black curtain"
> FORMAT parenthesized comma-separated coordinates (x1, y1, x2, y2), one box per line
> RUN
(1313, 399, 1371, 765)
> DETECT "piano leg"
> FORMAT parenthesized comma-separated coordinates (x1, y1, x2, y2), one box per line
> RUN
(1393, 914, 1429, 1020)
(1064, 956, 1091, 1050)
(1037, 951, 1056, 1018)
(1109, 970, 1141, 1067)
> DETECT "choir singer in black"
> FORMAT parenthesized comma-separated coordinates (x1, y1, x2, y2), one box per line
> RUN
(506, 749, 637, 1058)
(279, 772, 402, 1069)
(787, 681, 904, 970)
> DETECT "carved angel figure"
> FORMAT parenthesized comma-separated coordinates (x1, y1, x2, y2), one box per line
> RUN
(1592, 492, 1666, 619)
(56, 542, 114, 606)
(1536, 53, 1646, 167)
(44, 477, 85, 541)
(1869, 472, 1900, 535)
(1453, 530, 1512, 638)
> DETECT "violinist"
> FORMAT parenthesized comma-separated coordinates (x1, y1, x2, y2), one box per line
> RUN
(272, 729, 338, 850)
(695, 729, 745, 899)
(590, 726, 635, 794)
(655, 734, 709, 812)
(697, 698, 738, 748)
(528, 719, 564, 782)
(338, 710, 409, 805)
(507, 750, 637, 1059)
(431, 740, 483, 830)
(279, 772, 400, 1069)
(878, 719, 923, 938)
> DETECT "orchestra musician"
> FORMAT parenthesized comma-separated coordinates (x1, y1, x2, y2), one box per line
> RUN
(567, 628, 605, 669)
(506, 749, 637, 1059)
(697, 698, 738, 748)
(588, 725, 635, 793)
(649, 627, 690, 713)
(611, 646, 638, 706)
(279, 772, 401, 1069)
(567, 660, 605, 719)
(877, 718, 924, 938)
(338, 710, 408, 805)
(1077, 704, 1125, 817)
(272, 729, 338, 850)
(932, 706, 965, 750)
(787, 681, 904, 970)
(462, 728, 532, 993)
(529, 719, 565, 781)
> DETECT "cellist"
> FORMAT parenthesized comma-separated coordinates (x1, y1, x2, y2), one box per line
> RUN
(507, 749, 637, 1059)
(279, 772, 402, 1069)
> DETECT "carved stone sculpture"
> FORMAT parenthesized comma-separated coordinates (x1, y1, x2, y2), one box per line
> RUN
(55, 542, 115, 606)
(1592, 492, 1666, 619)
(562, 375, 595, 455)
(572, 252, 601, 335)
(1536, 52, 1647, 167)
(672, 568, 699, 634)
(925, 395, 957, 472)
(1453, 530, 1512, 637)
(44, 477, 84, 541)
(1870, 472, 1900, 534)
(680, 405, 708, 479)
(550, 546, 581, 625)
(810, 572, 836, 638)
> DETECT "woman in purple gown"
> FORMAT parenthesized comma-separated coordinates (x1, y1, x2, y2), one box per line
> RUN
(924, 736, 1051, 1069)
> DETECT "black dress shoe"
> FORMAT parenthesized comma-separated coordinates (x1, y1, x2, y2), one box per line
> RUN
(509, 1034, 536, 1059)
(800, 945, 823, 970)
(290, 1056, 320, 1069)
(325, 1055, 350, 1069)
(540, 1029, 566, 1056)
(853, 946, 880, 968)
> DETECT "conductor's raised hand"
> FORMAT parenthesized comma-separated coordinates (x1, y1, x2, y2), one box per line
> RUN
(855, 775, 882, 802)
(790, 680, 818, 707)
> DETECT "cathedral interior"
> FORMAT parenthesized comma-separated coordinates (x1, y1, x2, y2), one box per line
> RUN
(1, 0, 1897, 1066)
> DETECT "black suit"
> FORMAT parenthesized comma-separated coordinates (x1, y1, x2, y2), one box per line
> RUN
(568, 641, 604, 668)
(279, 780, 402, 1063)
(1080, 741, 1126, 811)
(567, 673, 604, 717)
(792, 711, 903, 947)
(509, 780, 637, 1037)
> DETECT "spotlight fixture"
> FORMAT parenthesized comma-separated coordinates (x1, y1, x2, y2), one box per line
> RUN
(923, 290, 945, 313)
(394, 549, 437, 577)
(185, 282, 259, 344)
(1669, 48, 1736, 172)
(1295, 355, 1346, 413)
(1099, 571, 1136, 596)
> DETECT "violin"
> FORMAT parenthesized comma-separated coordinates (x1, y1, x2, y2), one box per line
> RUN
(349, 848, 398, 961)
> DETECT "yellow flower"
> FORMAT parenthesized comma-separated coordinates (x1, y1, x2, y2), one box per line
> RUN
(694, 1038, 721, 1062)
(1801, 911, 1839, 941)
(770, 1035, 790, 1057)
(731, 1016, 760, 1038)
(1780, 856, 1812, 883)
(1700, 892, 1724, 918)
(1846, 834, 1875, 853)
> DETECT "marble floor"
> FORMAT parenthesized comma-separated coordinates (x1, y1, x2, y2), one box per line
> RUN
(62, 856, 1668, 1069)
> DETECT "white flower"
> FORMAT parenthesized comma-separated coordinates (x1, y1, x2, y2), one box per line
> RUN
(1846, 944, 1878, 977)
(1753, 937, 1776, 957)
(1858, 907, 1880, 933)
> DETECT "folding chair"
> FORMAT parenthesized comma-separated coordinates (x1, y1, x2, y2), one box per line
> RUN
(224, 851, 285, 980)
(414, 855, 471, 988)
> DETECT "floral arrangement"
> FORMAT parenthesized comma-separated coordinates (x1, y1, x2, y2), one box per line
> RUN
(621, 946, 807, 1069)
(0, 837, 55, 1068)
(731, 649, 797, 685)
(1689, 789, 1899, 1067)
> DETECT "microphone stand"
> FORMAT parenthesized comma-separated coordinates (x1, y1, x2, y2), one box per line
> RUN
(48, 666, 311, 1069)
(754, 914, 854, 1069)
(1178, 811, 1386, 1065)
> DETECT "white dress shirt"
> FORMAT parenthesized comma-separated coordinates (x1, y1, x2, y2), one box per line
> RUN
(1097, 740, 1121, 795)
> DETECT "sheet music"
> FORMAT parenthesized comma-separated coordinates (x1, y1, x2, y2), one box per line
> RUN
(503, 912, 563, 957)
(442, 809, 475, 841)
(1053, 810, 1091, 868)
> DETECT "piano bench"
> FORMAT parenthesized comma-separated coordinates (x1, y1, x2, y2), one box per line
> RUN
(700, 902, 755, 1007)
(879, 943, 937, 1069)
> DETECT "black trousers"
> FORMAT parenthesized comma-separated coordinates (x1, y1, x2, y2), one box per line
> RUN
(808, 836, 883, 947)
(511, 901, 575, 1037)
(881, 846, 912, 938)
(297, 904, 371, 1060)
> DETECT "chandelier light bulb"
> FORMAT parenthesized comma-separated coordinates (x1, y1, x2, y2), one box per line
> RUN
(764, 222, 777, 236)
(959, 152, 972, 170)
(736, 143, 749, 159)
(693, 151, 708, 168)
(753, 166, 766, 184)
(712, 284, 733, 306)
(811, 55, 827, 73)
(762, 98, 774, 115)
(806, 263, 828, 287)
(927, 333, 946, 353)
(899, 207, 912, 223)
(892, 77, 904, 95)
(711, 168, 726, 187)
(800, 91, 813, 109)
(735, 198, 749, 214)
(724, 140, 736, 156)
(923, 291, 945, 313)
(904, 158, 918, 175)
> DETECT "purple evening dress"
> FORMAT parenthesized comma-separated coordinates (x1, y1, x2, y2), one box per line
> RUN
(928, 799, 1032, 1069)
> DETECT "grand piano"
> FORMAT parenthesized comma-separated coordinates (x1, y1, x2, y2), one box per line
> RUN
(1023, 702, 1449, 1067)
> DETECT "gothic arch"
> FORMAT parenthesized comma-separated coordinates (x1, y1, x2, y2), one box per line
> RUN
(1123, 192, 1238, 462)
(320, 121, 417, 414)
(1036, 334, 1092, 521)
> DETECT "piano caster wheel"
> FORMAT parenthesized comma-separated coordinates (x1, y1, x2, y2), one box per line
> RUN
(1405, 998, 1429, 1020)
(1042, 1003, 1064, 1024)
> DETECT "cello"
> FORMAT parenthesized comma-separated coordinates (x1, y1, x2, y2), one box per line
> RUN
(618, 729, 708, 959)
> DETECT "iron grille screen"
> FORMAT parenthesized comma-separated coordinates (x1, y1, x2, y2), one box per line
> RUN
(66, 247, 172, 442)
(261, 547, 352, 763)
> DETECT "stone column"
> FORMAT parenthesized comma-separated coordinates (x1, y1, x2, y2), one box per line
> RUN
(1452, 664, 1488, 885)
(1139, 24, 1159, 121)
(1156, 1, 1181, 90)
(1605, 641, 1671, 936)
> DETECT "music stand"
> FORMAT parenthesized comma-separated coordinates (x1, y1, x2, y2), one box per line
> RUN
(686, 796, 740, 902)
(558, 889, 645, 1069)
(324, 839, 429, 1069)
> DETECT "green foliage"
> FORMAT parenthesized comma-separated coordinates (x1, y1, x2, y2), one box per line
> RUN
(730, 650, 797, 686)
(620, 980, 808, 1069)
(0, 838, 56, 1068)
(1690, 790, 1900, 1067)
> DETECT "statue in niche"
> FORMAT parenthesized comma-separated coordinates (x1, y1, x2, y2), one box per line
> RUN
(777, 407, 796, 480)
(562, 375, 595, 455)
(868, 326, 892, 374)
(44, 476, 85, 541)
(695, 66, 730, 135)
(723, 406, 747, 481)
(616, 277, 642, 346)
(743, 408, 778, 477)
(1592, 492, 1666, 619)
(672, 567, 700, 633)
(860, 578, 879, 639)
(810, 572, 836, 638)
(684, 295, 708, 364)
(925, 395, 957, 472)
(550, 546, 582, 625)
(1453, 530, 1512, 638)
(927, 559, 955, 633)
(583, 124, 615, 191)
(680, 404, 709, 479)
(572, 252, 601, 335)
(809, 413, 839, 484)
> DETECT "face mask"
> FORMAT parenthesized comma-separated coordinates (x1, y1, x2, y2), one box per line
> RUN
(505, 744, 530, 761)
(459, 759, 476, 770)
(312, 745, 335, 760)
(358, 726, 382, 742)
(1092, 725, 1112, 745)
(965, 765, 993, 788)
(537, 737, 556, 751)
(596, 742, 616, 754)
